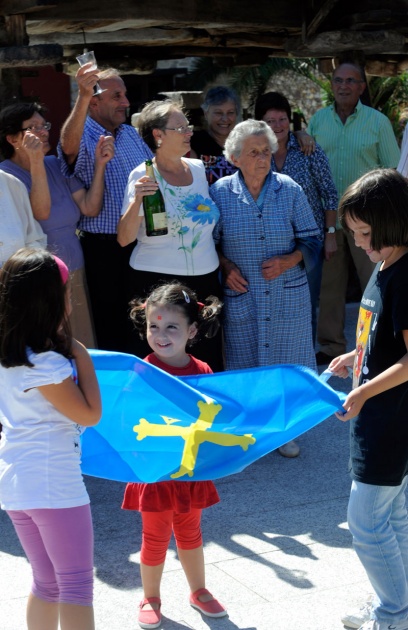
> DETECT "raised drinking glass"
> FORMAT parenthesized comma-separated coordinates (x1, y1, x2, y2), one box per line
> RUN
(76, 50, 105, 95)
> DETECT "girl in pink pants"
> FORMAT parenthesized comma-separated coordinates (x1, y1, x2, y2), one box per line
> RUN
(0, 249, 101, 630)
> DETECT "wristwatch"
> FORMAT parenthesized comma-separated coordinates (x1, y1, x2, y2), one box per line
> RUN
(325, 226, 336, 234)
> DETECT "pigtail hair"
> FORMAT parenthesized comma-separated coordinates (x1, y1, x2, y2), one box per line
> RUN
(196, 295, 223, 339)
(129, 297, 147, 339)
(129, 281, 223, 344)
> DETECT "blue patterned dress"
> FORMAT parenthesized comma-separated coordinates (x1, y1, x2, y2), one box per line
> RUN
(211, 170, 320, 370)
(272, 132, 338, 240)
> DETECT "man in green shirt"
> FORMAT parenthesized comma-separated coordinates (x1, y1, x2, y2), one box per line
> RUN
(308, 63, 400, 364)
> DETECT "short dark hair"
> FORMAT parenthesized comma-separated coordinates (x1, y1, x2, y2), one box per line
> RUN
(339, 169, 408, 251)
(0, 248, 72, 368)
(254, 92, 292, 122)
(137, 98, 184, 151)
(129, 281, 222, 343)
(0, 102, 47, 159)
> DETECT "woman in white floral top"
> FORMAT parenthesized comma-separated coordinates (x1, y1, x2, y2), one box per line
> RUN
(118, 98, 223, 370)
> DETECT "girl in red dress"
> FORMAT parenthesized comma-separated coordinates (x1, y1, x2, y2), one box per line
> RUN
(122, 281, 227, 629)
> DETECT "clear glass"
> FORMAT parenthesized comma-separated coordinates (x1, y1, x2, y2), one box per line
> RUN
(76, 50, 105, 95)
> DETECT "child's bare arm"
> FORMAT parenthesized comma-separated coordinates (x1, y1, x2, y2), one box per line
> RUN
(38, 340, 102, 426)
(336, 330, 408, 422)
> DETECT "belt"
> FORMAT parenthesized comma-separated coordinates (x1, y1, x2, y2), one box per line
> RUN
(78, 231, 117, 241)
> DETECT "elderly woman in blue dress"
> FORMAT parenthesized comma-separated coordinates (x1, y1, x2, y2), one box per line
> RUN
(210, 120, 321, 457)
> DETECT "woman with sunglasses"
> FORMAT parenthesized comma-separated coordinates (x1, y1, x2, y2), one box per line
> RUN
(118, 98, 223, 371)
(0, 102, 114, 348)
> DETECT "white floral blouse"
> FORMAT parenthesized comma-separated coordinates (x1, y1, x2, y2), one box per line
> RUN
(121, 158, 220, 276)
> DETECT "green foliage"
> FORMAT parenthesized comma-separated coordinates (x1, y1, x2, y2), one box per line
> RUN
(367, 73, 408, 139)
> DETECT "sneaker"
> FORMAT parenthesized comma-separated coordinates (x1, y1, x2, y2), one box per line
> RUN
(359, 621, 408, 630)
(342, 601, 372, 628)
(278, 440, 300, 458)
(138, 597, 161, 629)
(189, 588, 227, 618)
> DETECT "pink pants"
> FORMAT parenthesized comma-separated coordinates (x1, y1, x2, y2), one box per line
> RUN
(7, 504, 94, 605)
(141, 508, 202, 566)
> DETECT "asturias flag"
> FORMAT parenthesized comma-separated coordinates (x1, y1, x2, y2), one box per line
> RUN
(81, 351, 345, 483)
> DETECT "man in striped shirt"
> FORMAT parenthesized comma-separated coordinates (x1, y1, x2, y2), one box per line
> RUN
(58, 67, 152, 352)
(308, 63, 400, 365)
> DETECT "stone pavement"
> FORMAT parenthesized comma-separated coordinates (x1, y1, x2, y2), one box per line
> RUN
(1, 303, 375, 630)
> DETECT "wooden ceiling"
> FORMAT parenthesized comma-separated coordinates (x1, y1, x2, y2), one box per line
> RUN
(1, 0, 408, 76)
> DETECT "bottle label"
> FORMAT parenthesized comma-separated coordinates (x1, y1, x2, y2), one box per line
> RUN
(153, 213, 167, 230)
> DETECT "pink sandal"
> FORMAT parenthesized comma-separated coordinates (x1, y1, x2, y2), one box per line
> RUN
(138, 597, 162, 629)
(189, 588, 227, 618)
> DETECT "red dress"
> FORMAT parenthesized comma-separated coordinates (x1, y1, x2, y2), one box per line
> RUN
(122, 354, 220, 513)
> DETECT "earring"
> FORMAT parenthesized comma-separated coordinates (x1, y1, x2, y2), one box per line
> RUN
(157, 138, 162, 148)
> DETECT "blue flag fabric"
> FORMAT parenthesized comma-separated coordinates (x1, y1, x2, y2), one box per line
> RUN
(81, 351, 346, 483)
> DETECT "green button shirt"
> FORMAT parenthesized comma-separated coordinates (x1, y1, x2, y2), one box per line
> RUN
(308, 101, 400, 219)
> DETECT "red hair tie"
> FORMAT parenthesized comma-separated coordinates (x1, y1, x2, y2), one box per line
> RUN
(197, 302, 205, 311)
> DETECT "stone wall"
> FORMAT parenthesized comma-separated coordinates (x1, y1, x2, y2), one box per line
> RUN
(257, 69, 326, 126)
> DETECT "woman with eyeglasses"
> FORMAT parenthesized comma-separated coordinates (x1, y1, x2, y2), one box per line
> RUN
(118, 98, 223, 370)
(0, 102, 114, 347)
(210, 120, 321, 444)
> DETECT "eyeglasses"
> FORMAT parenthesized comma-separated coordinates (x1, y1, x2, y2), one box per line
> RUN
(21, 122, 52, 133)
(332, 78, 364, 86)
(164, 125, 194, 134)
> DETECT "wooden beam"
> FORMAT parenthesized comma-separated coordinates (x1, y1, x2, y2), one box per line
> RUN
(61, 44, 272, 72)
(363, 56, 408, 77)
(6, 14, 28, 45)
(345, 9, 406, 29)
(64, 55, 157, 75)
(0, 1, 56, 14)
(0, 43, 62, 67)
(365, 59, 399, 77)
(29, 27, 206, 47)
(26, 19, 168, 36)
(224, 34, 287, 49)
(307, 0, 341, 38)
(29, 28, 286, 50)
(286, 30, 407, 57)
(17, 0, 302, 28)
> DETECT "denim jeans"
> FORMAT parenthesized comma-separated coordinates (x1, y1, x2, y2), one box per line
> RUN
(348, 479, 408, 625)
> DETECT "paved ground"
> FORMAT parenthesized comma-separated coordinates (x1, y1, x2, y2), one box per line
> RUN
(1, 303, 375, 630)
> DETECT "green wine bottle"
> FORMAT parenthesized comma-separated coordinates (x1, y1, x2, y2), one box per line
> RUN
(143, 160, 168, 237)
